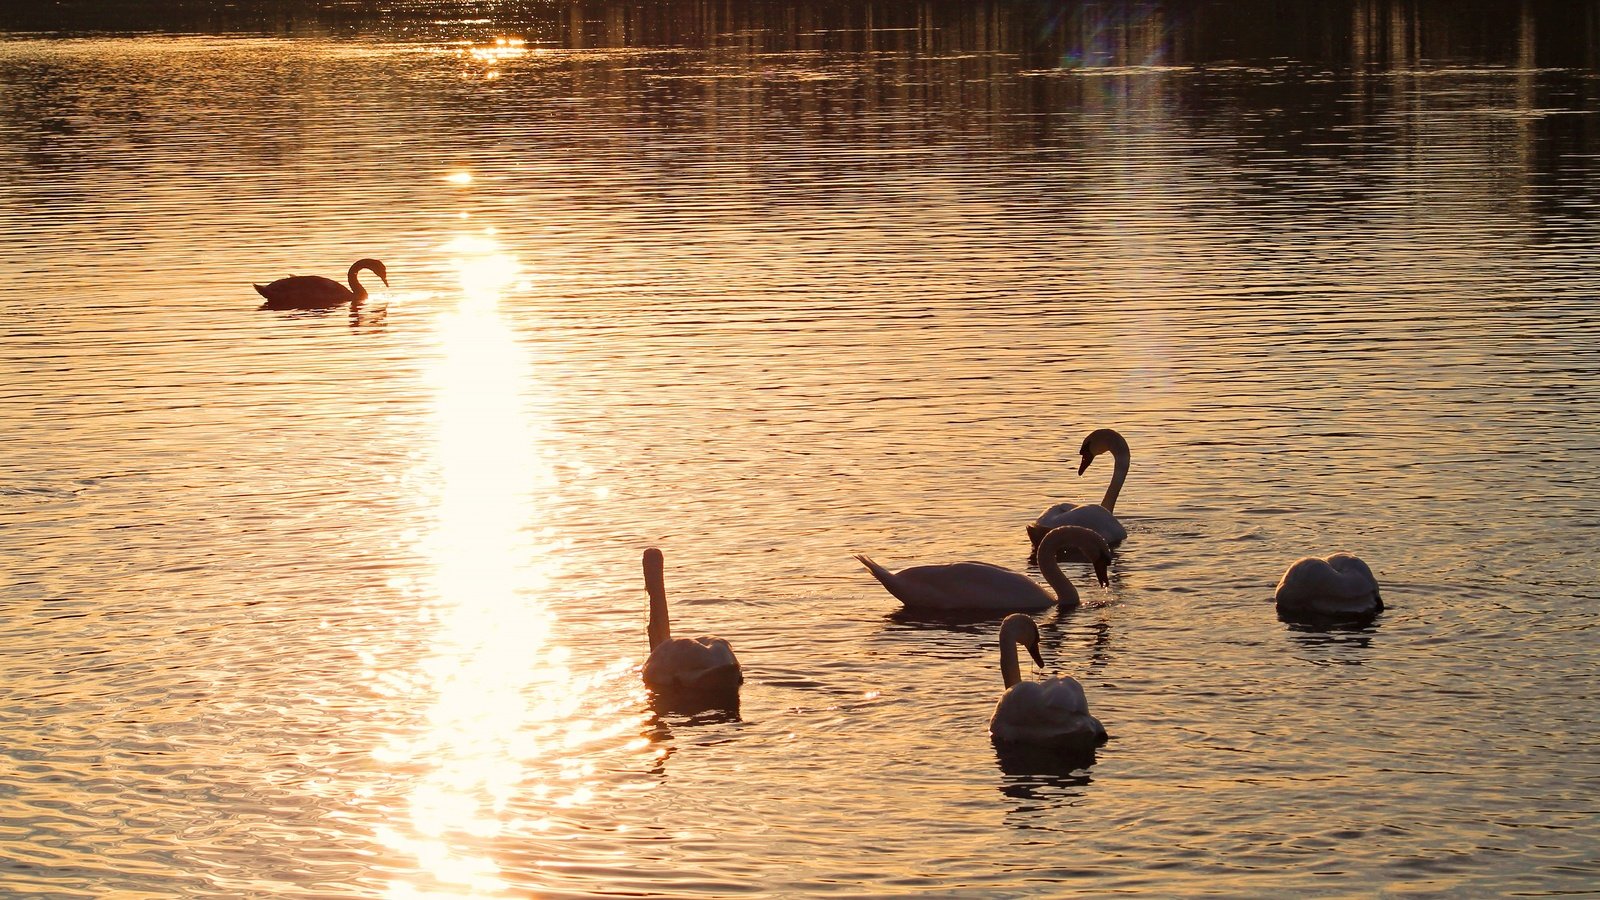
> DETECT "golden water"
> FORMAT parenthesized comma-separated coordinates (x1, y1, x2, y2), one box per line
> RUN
(1, 3, 1597, 896)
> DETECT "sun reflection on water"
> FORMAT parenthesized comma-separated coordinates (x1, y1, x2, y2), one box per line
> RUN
(462, 37, 530, 80)
(467, 37, 528, 63)
(372, 235, 633, 897)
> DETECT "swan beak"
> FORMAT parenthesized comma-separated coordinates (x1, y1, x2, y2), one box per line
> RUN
(1094, 557, 1111, 588)
(1026, 642, 1045, 669)
(1077, 454, 1092, 476)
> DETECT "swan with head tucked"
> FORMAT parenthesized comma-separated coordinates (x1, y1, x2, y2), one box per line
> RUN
(640, 548, 742, 698)
(1275, 552, 1382, 621)
(1028, 428, 1130, 551)
(988, 613, 1107, 750)
(854, 526, 1111, 613)
(254, 258, 388, 310)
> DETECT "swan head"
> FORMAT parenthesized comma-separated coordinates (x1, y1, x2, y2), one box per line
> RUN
(1037, 525, 1113, 587)
(1077, 428, 1129, 474)
(643, 547, 666, 598)
(353, 258, 389, 287)
(999, 613, 1045, 669)
(1091, 551, 1111, 588)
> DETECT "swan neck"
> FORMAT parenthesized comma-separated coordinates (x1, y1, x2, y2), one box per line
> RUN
(999, 637, 1022, 689)
(1035, 531, 1083, 609)
(645, 558, 670, 651)
(347, 263, 369, 301)
(1101, 450, 1130, 513)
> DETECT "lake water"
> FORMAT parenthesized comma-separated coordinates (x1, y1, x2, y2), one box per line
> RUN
(1, 1, 1598, 896)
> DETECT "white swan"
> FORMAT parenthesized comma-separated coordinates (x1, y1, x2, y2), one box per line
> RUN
(855, 526, 1111, 613)
(640, 548, 743, 697)
(988, 613, 1107, 750)
(255, 258, 388, 310)
(1275, 552, 1383, 621)
(1028, 428, 1130, 551)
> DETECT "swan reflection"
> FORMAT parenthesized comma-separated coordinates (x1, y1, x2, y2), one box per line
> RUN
(995, 744, 1099, 781)
(1284, 620, 1383, 662)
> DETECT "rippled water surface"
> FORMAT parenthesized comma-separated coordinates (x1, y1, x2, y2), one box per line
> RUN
(2, 2, 1599, 896)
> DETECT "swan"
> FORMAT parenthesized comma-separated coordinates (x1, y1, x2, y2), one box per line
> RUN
(1028, 428, 1130, 551)
(640, 548, 743, 698)
(1275, 552, 1383, 621)
(254, 258, 388, 310)
(854, 525, 1111, 613)
(988, 613, 1107, 750)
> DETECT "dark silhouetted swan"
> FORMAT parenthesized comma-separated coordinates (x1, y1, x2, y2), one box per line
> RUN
(1028, 428, 1130, 551)
(640, 548, 742, 698)
(1275, 553, 1383, 621)
(254, 258, 388, 310)
(988, 613, 1107, 750)
(854, 525, 1111, 613)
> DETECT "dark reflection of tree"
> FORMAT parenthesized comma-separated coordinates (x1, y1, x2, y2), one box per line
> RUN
(8, 1, 1600, 69)
(5, 0, 1600, 233)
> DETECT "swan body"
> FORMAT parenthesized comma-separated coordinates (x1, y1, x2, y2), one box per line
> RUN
(988, 614, 1106, 750)
(640, 548, 742, 697)
(255, 258, 388, 310)
(855, 526, 1110, 613)
(1275, 553, 1383, 621)
(1028, 428, 1130, 550)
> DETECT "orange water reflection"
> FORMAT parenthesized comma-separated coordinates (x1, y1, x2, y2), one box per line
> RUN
(372, 235, 617, 897)
(463, 37, 529, 80)
(467, 37, 528, 64)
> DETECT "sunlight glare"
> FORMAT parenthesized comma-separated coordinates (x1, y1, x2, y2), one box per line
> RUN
(377, 233, 557, 897)
(369, 233, 657, 897)
(445, 234, 520, 314)
(467, 37, 529, 65)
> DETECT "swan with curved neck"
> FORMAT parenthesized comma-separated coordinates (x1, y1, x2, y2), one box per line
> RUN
(640, 548, 742, 698)
(254, 258, 388, 310)
(988, 613, 1106, 750)
(1028, 428, 1130, 550)
(1275, 553, 1382, 621)
(854, 526, 1111, 613)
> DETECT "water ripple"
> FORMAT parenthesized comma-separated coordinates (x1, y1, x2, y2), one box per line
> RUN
(1, 11, 1598, 899)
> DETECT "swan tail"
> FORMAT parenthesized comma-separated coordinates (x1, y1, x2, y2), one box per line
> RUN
(853, 553, 890, 581)
(854, 554, 915, 606)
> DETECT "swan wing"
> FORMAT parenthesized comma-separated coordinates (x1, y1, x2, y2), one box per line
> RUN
(1033, 501, 1083, 526)
(1275, 554, 1381, 616)
(862, 559, 1055, 611)
(643, 635, 742, 691)
(1036, 675, 1092, 717)
(989, 679, 1106, 747)
(1033, 503, 1126, 545)
(1327, 553, 1378, 588)
(255, 274, 355, 309)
